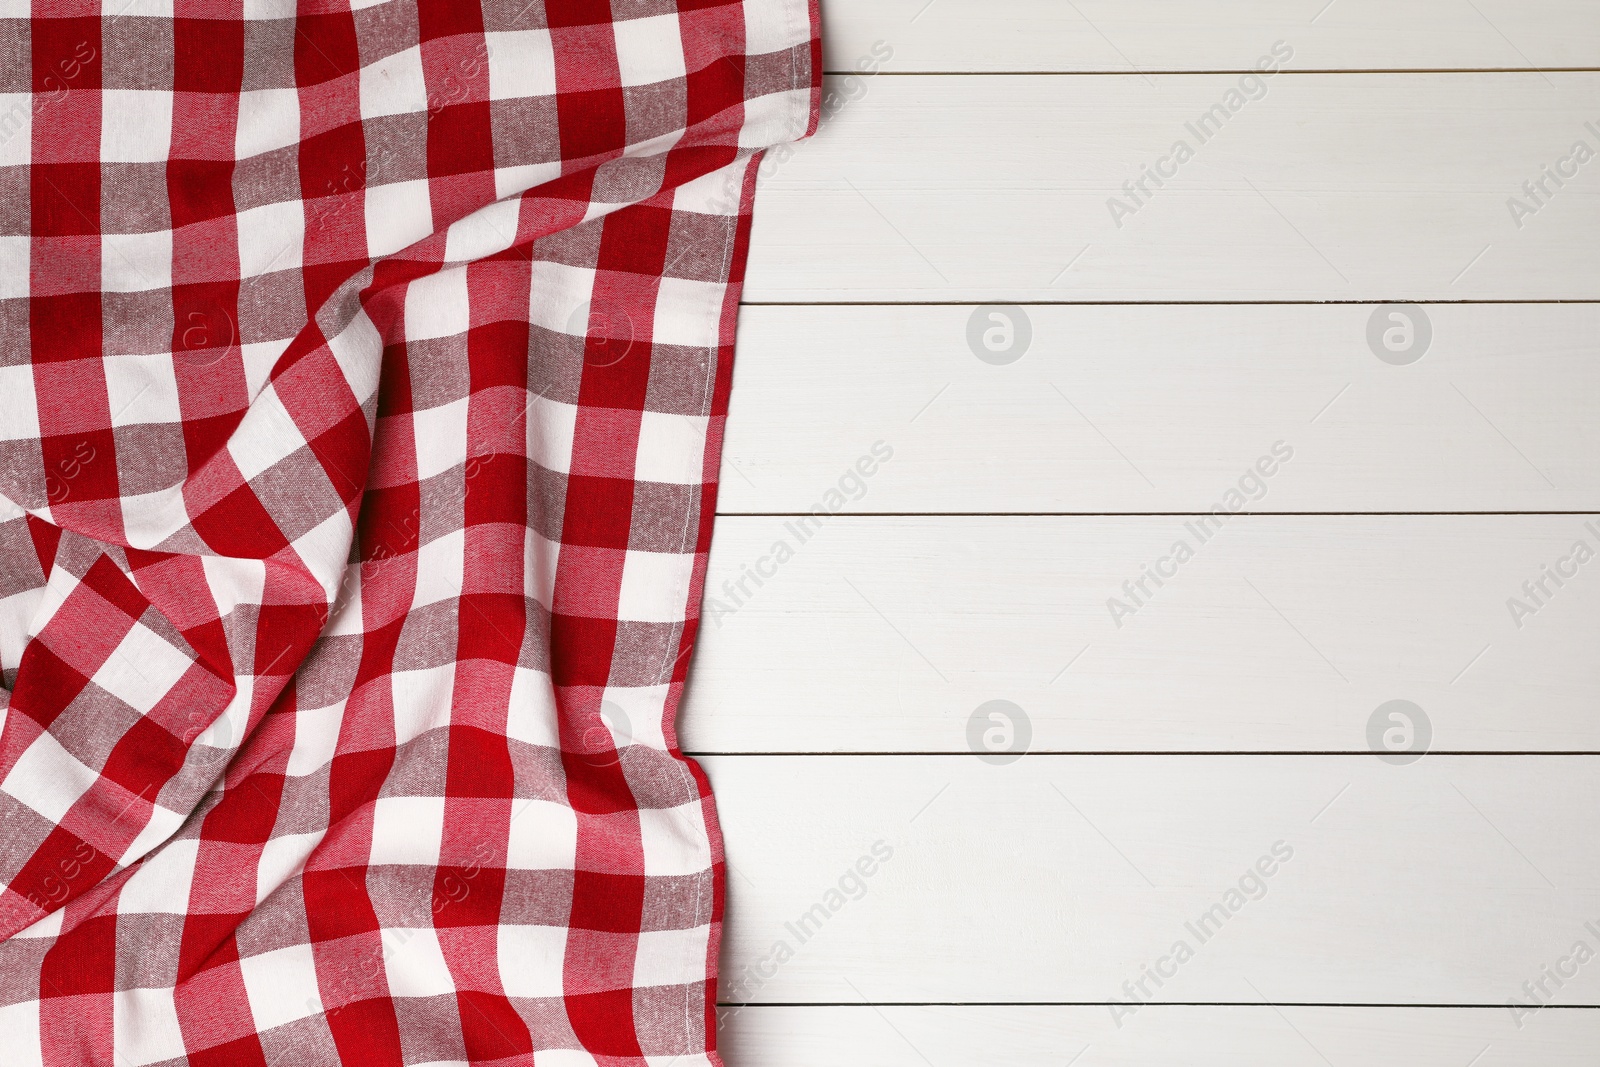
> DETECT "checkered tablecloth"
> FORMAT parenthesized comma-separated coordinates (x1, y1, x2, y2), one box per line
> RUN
(0, 0, 818, 1061)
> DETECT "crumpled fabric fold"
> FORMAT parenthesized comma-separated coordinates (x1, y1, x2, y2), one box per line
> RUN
(0, 0, 818, 1061)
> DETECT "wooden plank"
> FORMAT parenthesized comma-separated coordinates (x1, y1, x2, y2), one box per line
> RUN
(679, 517, 1600, 753)
(705, 754, 1600, 1004)
(719, 1005, 1600, 1066)
(718, 304, 1600, 514)
(822, 0, 1600, 73)
(743, 74, 1600, 301)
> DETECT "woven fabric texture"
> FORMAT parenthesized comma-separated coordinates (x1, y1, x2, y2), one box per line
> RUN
(0, 0, 819, 1062)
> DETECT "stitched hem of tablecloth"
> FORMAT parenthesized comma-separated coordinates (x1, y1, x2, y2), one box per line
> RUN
(665, 0, 822, 1060)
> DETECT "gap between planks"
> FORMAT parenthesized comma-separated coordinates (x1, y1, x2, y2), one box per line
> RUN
(687, 751, 1600, 757)
(713, 511, 1600, 517)
(738, 300, 1600, 306)
(822, 68, 1600, 75)
(717, 1000, 1600, 1008)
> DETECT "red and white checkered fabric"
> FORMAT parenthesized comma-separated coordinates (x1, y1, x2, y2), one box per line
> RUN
(0, 0, 818, 1061)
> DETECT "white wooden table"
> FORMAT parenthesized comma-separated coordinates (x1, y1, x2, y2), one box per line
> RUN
(692, 2, 1600, 1061)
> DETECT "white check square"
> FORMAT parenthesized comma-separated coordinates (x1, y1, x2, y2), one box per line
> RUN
(367, 179, 434, 258)
(632, 411, 709, 485)
(237, 88, 301, 159)
(391, 663, 456, 745)
(504, 797, 577, 870)
(634, 926, 710, 988)
(637, 801, 711, 877)
(412, 395, 470, 481)
(116, 838, 197, 915)
(744, 0, 806, 54)
(616, 549, 694, 623)
(0, 96, 31, 167)
(104, 352, 182, 428)
(91, 621, 193, 714)
(101, 91, 172, 163)
(239, 944, 323, 1032)
(107, 0, 173, 14)
(486, 30, 558, 100)
(410, 528, 466, 612)
(382, 928, 457, 997)
(652, 277, 725, 348)
(613, 15, 687, 88)
(237, 199, 305, 277)
(525, 394, 578, 476)
(497, 925, 567, 997)
(360, 46, 428, 119)
(0, 365, 40, 441)
(0, 1002, 41, 1066)
(101, 229, 173, 294)
(1, 733, 97, 832)
(404, 265, 469, 341)
(226, 383, 309, 482)
(113, 987, 188, 1063)
(370, 795, 446, 867)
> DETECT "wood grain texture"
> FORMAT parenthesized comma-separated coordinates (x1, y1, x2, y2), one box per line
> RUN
(743, 74, 1600, 301)
(706, 754, 1600, 1004)
(822, 0, 1600, 73)
(711, 2, 1600, 1051)
(719, 1004, 1600, 1065)
(680, 516, 1600, 753)
(718, 304, 1600, 514)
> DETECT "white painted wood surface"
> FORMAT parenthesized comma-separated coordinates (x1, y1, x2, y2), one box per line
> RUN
(718, 304, 1600, 513)
(823, 0, 1600, 72)
(744, 74, 1600, 302)
(721, 1005, 1600, 1065)
(707, 755, 1600, 1003)
(681, 516, 1600, 753)
(709, 0, 1600, 1060)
